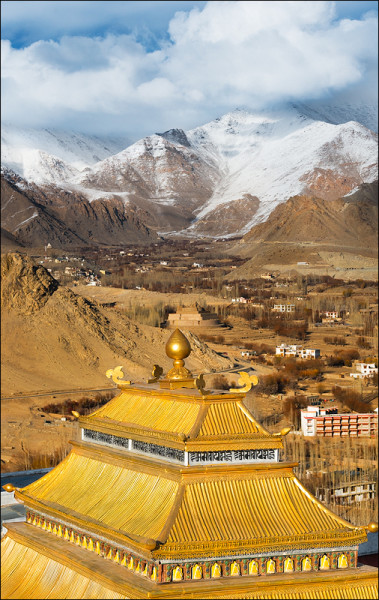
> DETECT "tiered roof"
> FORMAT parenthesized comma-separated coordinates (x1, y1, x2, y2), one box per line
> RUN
(2, 329, 378, 599)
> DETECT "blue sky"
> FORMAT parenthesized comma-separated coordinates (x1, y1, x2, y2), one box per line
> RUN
(1, 1, 378, 138)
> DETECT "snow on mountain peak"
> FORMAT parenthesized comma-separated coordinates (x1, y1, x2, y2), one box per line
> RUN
(1, 102, 377, 238)
(1, 124, 129, 184)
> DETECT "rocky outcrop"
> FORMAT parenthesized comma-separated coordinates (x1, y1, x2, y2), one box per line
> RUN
(1, 253, 233, 395)
(1, 252, 59, 314)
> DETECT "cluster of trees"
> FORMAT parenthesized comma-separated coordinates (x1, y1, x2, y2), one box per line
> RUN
(282, 394, 309, 429)
(243, 341, 275, 355)
(257, 315, 308, 340)
(280, 358, 324, 381)
(326, 349, 360, 367)
(42, 392, 115, 416)
(258, 358, 325, 396)
(323, 336, 346, 346)
(257, 373, 289, 395)
(332, 386, 371, 413)
(198, 333, 225, 344)
(356, 335, 371, 349)
(122, 302, 175, 327)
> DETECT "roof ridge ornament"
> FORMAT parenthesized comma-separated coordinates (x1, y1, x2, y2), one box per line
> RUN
(195, 373, 210, 398)
(106, 366, 131, 387)
(229, 371, 259, 393)
(148, 364, 164, 384)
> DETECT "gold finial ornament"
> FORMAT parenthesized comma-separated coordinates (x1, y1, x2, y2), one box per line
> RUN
(160, 329, 195, 389)
(366, 522, 378, 533)
(229, 372, 259, 393)
(273, 426, 292, 437)
(165, 329, 192, 381)
(71, 411, 80, 419)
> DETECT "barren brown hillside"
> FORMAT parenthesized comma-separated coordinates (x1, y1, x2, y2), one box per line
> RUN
(243, 184, 378, 246)
(229, 183, 378, 280)
(1, 253, 233, 396)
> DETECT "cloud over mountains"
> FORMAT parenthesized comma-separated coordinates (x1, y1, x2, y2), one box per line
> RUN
(1, 1, 378, 139)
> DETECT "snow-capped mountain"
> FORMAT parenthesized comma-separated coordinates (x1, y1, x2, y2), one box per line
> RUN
(1, 104, 377, 240)
(184, 106, 377, 235)
(1, 125, 128, 184)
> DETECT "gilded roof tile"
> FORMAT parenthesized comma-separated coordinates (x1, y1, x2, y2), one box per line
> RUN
(161, 471, 365, 556)
(1, 536, 128, 599)
(198, 402, 266, 437)
(87, 390, 201, 436)
(20, 449, 178, 542)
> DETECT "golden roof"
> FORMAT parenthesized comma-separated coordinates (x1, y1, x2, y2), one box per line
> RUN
(15, 443, 367, 559)
(1, 533, 128, 599)
(3, 330, 378, 598)
(79, 388, 282, 450)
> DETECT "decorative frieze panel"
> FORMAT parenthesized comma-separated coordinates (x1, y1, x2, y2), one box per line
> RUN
(131, 440, 185, 464)
(188, 449, 278, 465)
(83, 429, 129, 450)
(82, 427, 279, 465)
(26, 510, 357, 585)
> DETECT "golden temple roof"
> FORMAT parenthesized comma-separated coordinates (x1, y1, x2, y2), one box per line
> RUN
(15, 442, 367, 560)
(1, 533, 128, 599)
(2, 330, 378, 599)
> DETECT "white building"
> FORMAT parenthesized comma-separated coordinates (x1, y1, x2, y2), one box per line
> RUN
(275, 344, 320, 359)
(272, 304, 295, 313)
(350, 363, 378, 379)
(232, 297, 247, 304)
(298, 348, 320, 359)
(275, 344, 302, 357)
(323, 311, 339, 319)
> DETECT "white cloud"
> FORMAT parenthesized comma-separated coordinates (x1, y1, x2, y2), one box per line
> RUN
(1, 1, 377, 139)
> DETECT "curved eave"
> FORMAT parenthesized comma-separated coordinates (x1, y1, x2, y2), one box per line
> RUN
(2, 523, 377, 600)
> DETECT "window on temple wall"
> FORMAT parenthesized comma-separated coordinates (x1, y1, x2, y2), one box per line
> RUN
(266, 559, 276, 574)
(338, 554, 348, 569)
(249, 560, 259, 575)
(151, 567, 157, 581)
(128, 556, 134, 570)
(320, 555, 330, 570)
(231, 561, 240, 576)
(284, 557, 294, 572)
(192, 564, 202, 579)
(172, 566, 183, 581)
(302, 556, 312, 571)
(211, 563, 221, 578)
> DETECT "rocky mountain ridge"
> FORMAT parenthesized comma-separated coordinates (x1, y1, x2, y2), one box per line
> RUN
(1, 169, 157, 248)
(1, 103, 378, 243)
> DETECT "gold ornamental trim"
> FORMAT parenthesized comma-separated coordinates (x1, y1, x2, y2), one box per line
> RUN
(185, 438, 283, 451)
(79, 416, 187, 445)
(79, 418, 284, 450)
(153, 530, 367, 559)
